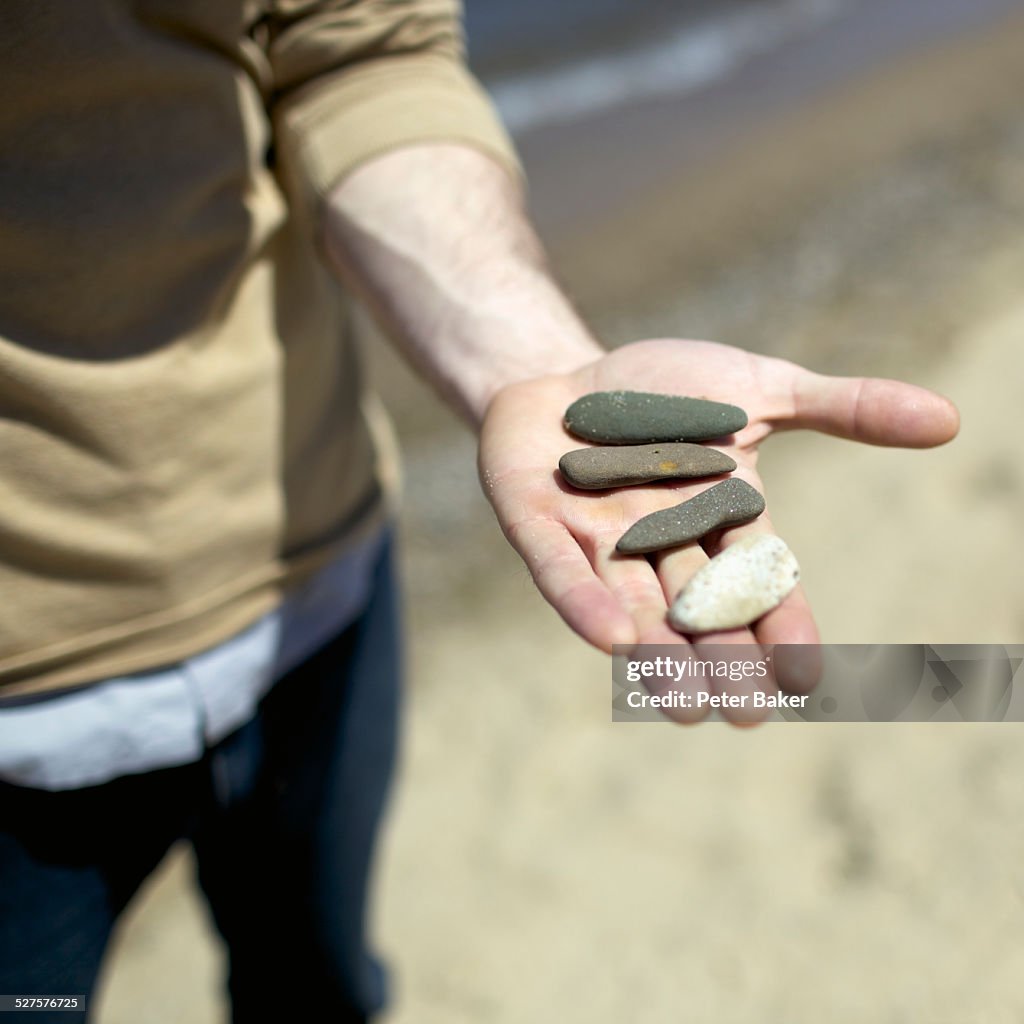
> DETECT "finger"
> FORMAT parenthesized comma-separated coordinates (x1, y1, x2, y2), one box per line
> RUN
(787, 371, 959, 448)
(653, 534, 772, 725)
(653, 541, 710, 627)
(689, 620, 771, 727)
(584, 530, 686, 647)
(649, 464, 762, 610)
(652, 514, 765, 653)
(585, 534, 709, 723)
(588, 524, 711, 722)
(756, 596, 819, 653)
(655, 541, 766, 687)
(711, 515, 822, 693)
(766, 637, 823, 695)
(689, 632, 774, 727)
(506, 517, 635, 651)
(633, 644, 712, 726)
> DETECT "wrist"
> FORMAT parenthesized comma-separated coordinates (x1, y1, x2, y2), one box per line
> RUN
(455, 306, 604, 427)
(324, 142, 605, 427)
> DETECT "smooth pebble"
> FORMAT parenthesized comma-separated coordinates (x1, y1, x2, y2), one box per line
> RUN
(564, 391, 748, 444)
(559, 443, 735, 490)
(616, 478, 765, 554)
(668, 534, 800, 633)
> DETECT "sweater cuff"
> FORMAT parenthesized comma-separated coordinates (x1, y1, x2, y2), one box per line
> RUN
(274, 53, 522, 219)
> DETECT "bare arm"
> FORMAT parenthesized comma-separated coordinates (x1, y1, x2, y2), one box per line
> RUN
(323, 144, 601, 426)
(323, 142, 959, 718)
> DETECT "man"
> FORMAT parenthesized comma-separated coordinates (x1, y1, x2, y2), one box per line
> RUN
(0, 1, 958, 1021)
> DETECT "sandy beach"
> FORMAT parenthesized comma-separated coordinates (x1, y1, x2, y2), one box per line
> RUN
(92, 5, 1024, 1022)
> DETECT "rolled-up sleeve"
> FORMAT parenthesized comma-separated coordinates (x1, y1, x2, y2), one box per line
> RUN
(264, 0, 520, 213)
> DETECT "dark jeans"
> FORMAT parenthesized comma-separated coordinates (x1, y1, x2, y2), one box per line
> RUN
(0, 541, 402, 1024)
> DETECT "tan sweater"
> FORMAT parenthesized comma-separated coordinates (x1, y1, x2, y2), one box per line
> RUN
(0, 0, 516, 696)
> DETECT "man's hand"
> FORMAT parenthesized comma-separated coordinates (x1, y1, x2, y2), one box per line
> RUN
(325, 143, 959, 715)
(480, 338, 959, 700)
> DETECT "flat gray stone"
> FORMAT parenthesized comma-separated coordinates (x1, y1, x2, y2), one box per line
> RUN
(668, 535, 800, 633)
(559, 443, 736, 490)
(564, 391, 748, 444)
(616, 478, 765, 554)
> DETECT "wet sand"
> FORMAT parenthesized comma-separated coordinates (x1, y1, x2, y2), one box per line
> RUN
(93, 8, 1024, 1023)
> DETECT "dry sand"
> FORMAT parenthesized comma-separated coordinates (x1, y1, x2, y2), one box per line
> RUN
(93, 10, 1024, 1023)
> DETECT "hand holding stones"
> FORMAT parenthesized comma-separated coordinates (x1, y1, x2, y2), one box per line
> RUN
(560, 390, 799, 633)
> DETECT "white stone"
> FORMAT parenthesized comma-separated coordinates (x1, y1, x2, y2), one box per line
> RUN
(668, 535, 800, 633)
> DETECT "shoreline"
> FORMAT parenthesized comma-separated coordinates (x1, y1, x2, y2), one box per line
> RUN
(541, 5, 1024, 327)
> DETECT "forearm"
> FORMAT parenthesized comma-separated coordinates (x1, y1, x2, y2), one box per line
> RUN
(323, 143, 604, 428)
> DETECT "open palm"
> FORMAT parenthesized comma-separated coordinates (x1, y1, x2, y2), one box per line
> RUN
(479, 339, 958, 709)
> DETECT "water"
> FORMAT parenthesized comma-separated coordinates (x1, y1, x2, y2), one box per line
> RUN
(465, 0, 689, 71)
(477, 0, 850, 134)
(466, 0, 1024, 137)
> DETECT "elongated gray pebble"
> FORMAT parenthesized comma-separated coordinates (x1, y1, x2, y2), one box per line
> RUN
(564, 391, 748, 444)
(668, 535, 800, 633)
(615, 478, 765, 554)
(559, 443, 735, 490)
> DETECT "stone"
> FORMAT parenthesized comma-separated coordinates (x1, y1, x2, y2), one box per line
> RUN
(564, 391, 748, 444)
(615, 478, 765, 554)
(668, 535, 800, 633)
(558, 443, 736, 490)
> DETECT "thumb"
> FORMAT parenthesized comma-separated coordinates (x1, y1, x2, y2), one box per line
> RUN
(787, 371, 960, 448)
